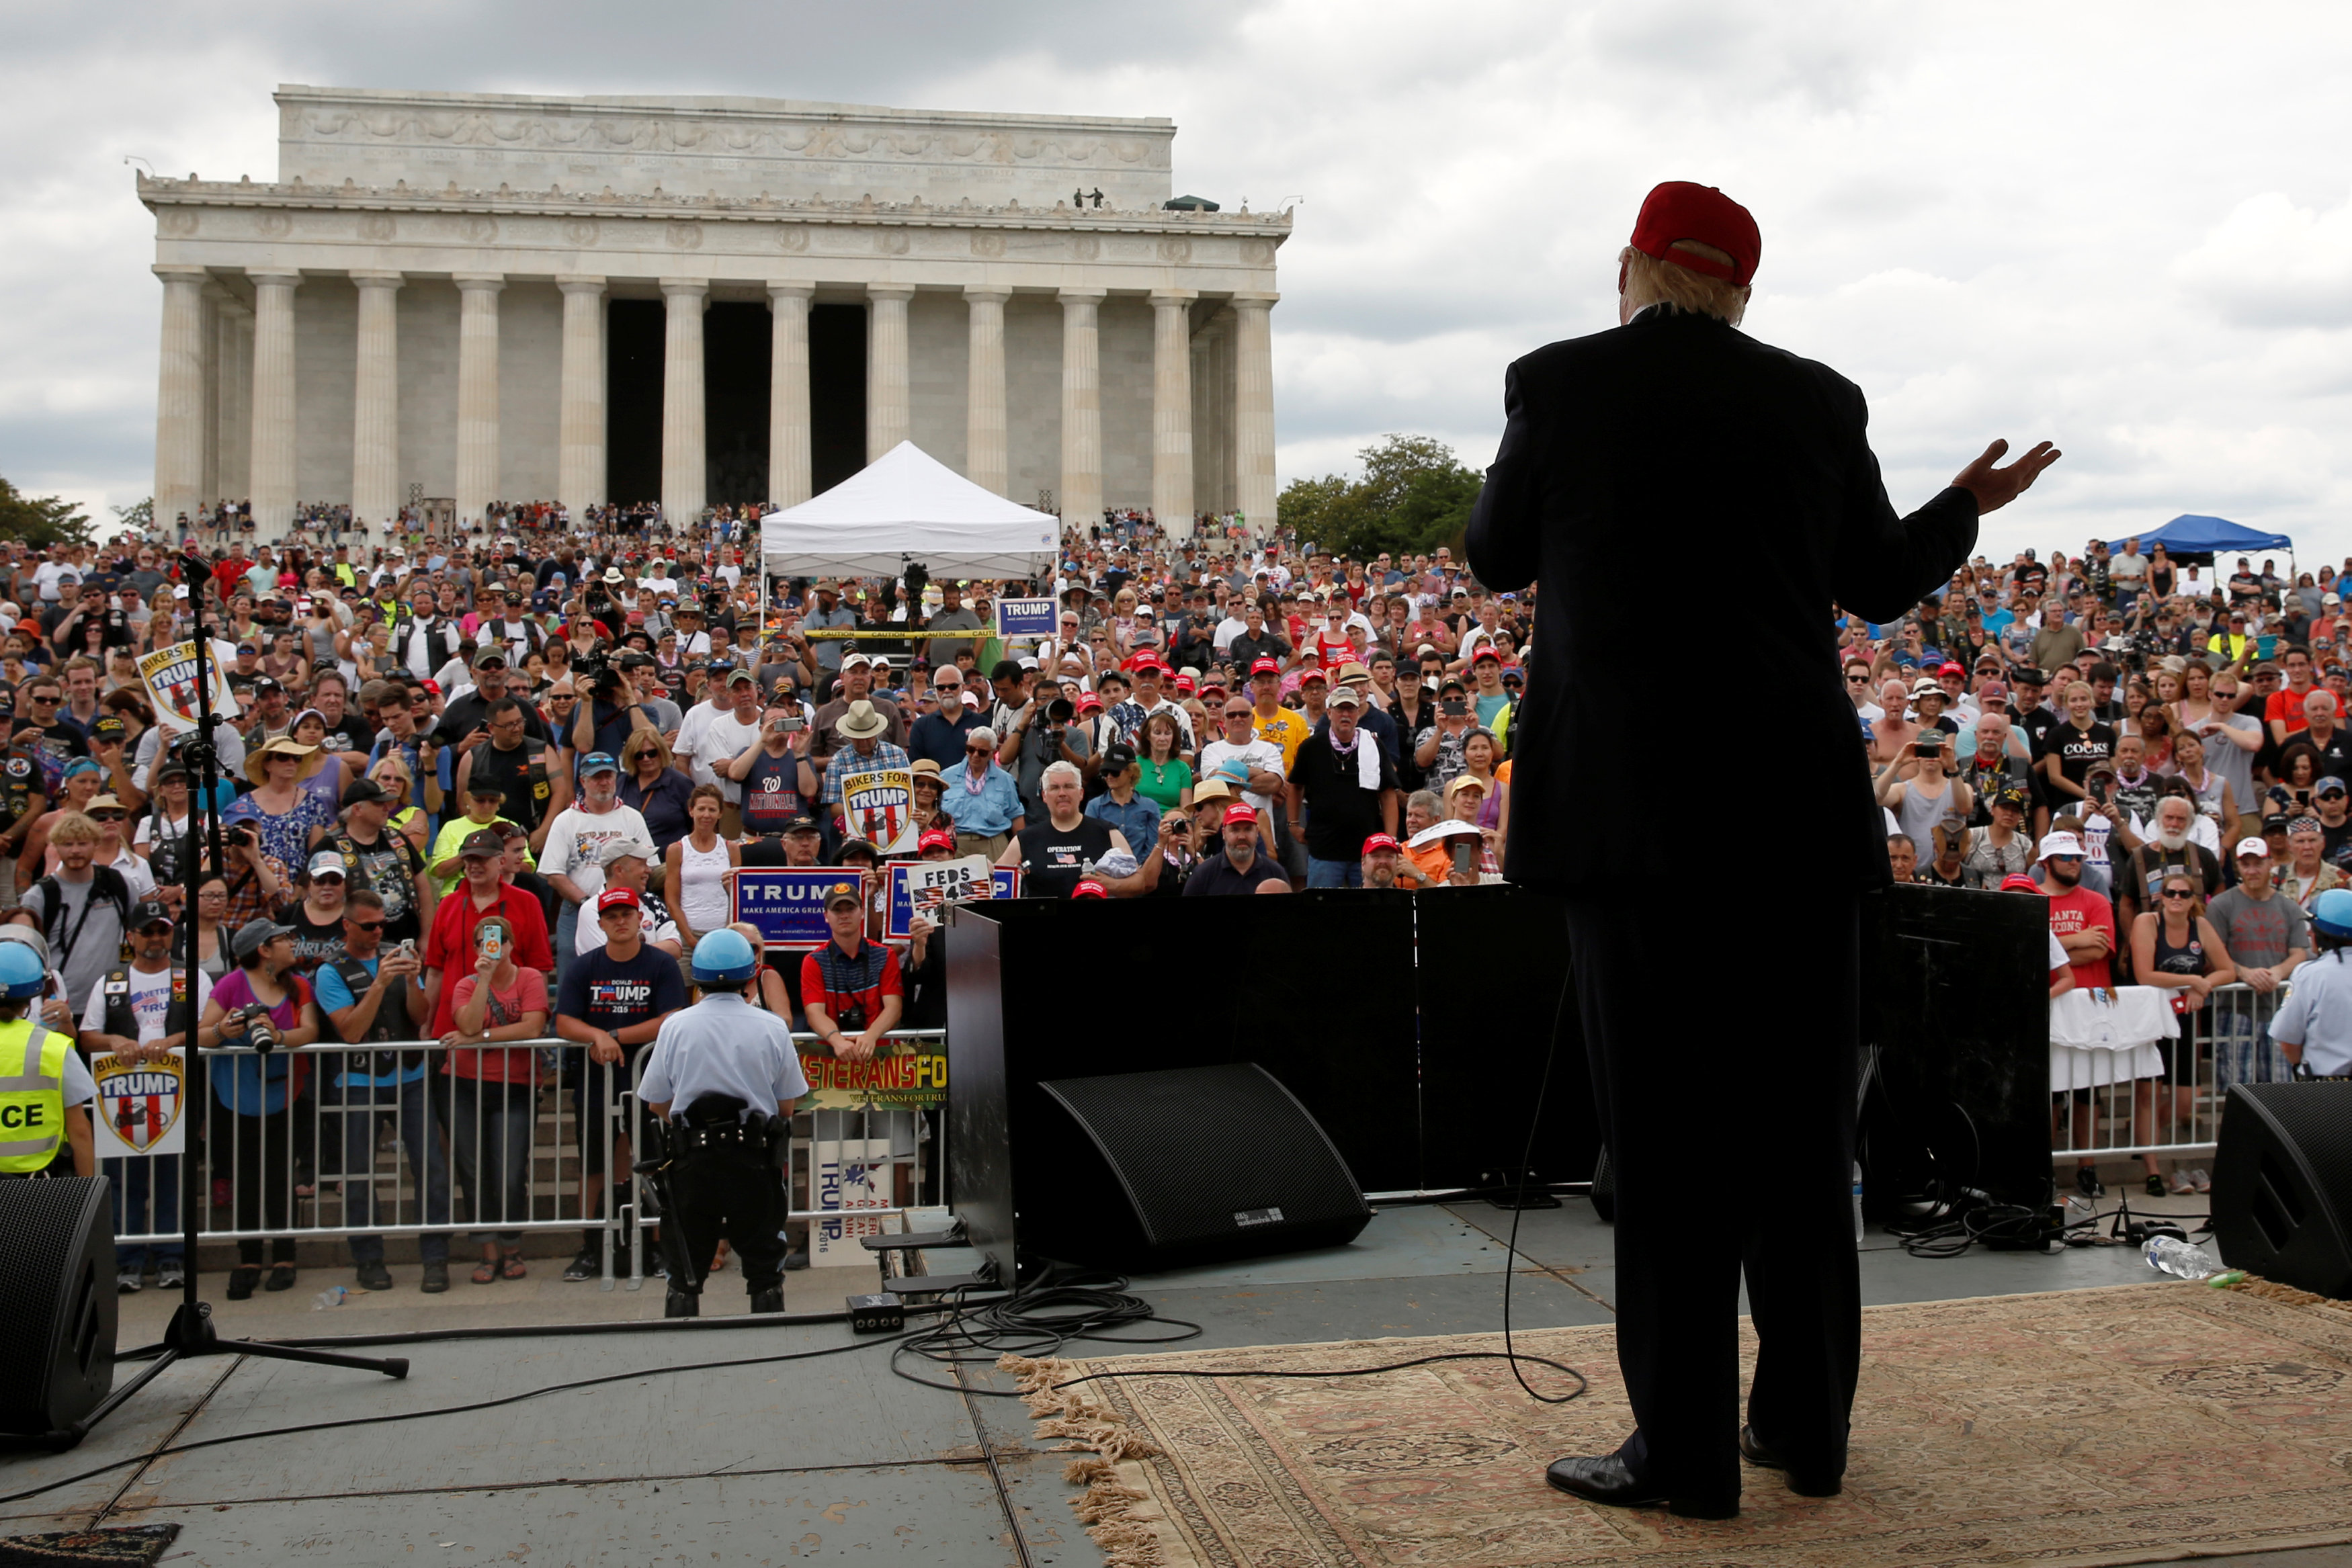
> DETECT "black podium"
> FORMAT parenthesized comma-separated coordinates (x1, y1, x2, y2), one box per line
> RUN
(943, 881, 2051, 1282)
(943, 885, 1596, 1282)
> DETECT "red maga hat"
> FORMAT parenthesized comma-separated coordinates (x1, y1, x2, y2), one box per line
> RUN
(1630, 181, 1761, 287)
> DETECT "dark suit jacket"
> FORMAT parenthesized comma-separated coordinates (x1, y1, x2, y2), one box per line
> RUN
(1466, 307, 1979, 890)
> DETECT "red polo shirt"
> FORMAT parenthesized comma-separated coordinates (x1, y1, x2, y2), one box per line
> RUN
(423, 881, 556, 1036)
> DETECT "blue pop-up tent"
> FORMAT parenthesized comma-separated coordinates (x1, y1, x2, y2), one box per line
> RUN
(2106, 515, 2294, 556)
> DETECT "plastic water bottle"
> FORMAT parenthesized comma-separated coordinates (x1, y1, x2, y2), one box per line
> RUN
(2144, 1237, 2222, 1279)
(310, 1284, 349, 1310)
(1851, 1162, 1865, 1246)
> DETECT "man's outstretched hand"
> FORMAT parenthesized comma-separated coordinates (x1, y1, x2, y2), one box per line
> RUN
(1953, 439, 2061, 515)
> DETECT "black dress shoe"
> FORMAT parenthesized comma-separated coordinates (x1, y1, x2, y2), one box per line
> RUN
(1544, 1454, 1737, 1520)
(749, 1287, 784, 1315)
(1738, 1426, 1843, 1497)
(664, 1289, 700, 1319)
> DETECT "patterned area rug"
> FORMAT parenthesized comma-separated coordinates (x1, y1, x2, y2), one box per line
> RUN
(0, 1525, 181, 1567)
(1006, 1283, 2352, 1568)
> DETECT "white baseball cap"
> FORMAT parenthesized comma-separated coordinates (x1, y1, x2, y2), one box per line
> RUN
(2236, 836, 2273, 859)
(2037, 831, 2085, 861)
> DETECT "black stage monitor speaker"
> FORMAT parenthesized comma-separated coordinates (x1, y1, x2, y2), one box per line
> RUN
(1032, 1064, 1373, 1270)
(0, 1176, 118, 1436)
(2212, 1082, 2352, 1299)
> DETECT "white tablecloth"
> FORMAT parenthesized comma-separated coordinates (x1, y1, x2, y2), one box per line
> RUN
(2049, 986, 2177, 1092)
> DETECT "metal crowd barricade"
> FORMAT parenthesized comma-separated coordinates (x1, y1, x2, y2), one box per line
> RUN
(622, 1029, 945, 1292)
(2049, 982, 2289, 1166)
(104, 1038, 633, 1287)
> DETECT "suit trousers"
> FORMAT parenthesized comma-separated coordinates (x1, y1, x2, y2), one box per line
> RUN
(1563, 883, 1862, 1501)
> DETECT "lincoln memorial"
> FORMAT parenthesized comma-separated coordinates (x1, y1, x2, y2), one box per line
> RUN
(139, 85, 1289, 537)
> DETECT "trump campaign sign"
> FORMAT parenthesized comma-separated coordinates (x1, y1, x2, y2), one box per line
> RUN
(733, 867, 861, 950)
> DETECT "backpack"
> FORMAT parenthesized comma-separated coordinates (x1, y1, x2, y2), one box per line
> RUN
(325, 951, 425, 1077)
(34, 864, 134, 975)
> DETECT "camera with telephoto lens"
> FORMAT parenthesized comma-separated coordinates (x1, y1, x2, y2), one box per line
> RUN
(233, 1001, 280, 1056)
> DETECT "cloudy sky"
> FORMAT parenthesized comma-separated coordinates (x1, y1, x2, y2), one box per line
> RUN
(4, 1, 2349, 563)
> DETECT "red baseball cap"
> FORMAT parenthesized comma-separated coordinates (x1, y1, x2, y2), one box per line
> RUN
(1629, 181, 1761, 286)
(918, 828, 956, 854)
(1077, 693, 1103, 713)
(1362, 832, 1400, 856)
(1071, 879, 1109, 900)
(1173, 673, 1195, 694)
(596, 886, 642, 913)
(1251, 657, 1279, 677)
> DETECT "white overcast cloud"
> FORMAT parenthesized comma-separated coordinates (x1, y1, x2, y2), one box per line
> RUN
(2, 0, 2349, 563)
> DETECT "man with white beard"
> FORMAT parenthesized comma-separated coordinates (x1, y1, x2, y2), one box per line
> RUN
(2116, 793, 2223, 971)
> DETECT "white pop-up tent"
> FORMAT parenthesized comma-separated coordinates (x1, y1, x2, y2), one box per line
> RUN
(757, 441, 1060, 580)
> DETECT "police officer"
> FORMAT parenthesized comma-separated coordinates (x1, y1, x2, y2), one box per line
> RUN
(638, 928, 810, 1317)
(2271, 887, 2352, 1080)
(0, 942, 95, 1178)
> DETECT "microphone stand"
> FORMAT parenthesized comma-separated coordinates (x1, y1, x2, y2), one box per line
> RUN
(32, 572, 407, 1453)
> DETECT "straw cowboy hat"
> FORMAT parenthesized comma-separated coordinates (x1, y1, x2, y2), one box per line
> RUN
(835, 700, 890, 741)
(245, 736, 323, 785)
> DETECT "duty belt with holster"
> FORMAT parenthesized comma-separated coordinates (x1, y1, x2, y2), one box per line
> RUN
(652, 1094, 788, 1172)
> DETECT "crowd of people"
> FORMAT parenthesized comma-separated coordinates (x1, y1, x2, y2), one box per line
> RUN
(1855, 536, 2352, 1199)
(7, 512, 2346, 1299)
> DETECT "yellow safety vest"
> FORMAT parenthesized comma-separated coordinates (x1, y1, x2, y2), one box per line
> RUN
(0, 1022, 68, 1174)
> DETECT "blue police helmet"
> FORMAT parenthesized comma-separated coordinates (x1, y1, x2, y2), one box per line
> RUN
(2314, 887, 2352, 943)
(0, 943, 46, 999)
(691, 928, 759, 984)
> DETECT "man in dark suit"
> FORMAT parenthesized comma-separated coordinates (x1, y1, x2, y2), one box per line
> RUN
(1468, 181, 2057, 1518)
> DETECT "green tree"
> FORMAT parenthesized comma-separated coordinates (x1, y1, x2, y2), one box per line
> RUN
(1278, 435, 1483, 564)
(1275, 472, 1350, 548)
(112, 496, 154, 533)
(0, 476, 94, 548)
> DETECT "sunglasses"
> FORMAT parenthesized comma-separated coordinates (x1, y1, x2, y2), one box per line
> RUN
(348, 919, 386, 931)
(87, 810, 126, 822)
(2160, 888, 2194, 900)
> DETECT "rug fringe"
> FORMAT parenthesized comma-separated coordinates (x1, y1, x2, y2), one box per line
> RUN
(2220, 1273, 2328, 1307)
(1000, 1352, 1169, 1567)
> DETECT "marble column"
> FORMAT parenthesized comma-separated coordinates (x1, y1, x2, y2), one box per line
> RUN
(1058, 288, 1104, 527)
(1150, 291, 1198, 537)
(556, 275, 607, 511)
(767, 284, 813, 507)
(453, 273, 505, 524)
(964, 286, 1011, 496)
(866, 284, 914, 462)
(214, 295, 252, 501)
(245, 269, 301, 535)
(660, 278, 708, 524)
(151, 265, 210, 532)
(198, 284, 224, 508)
(349, 270, 403, 527)
(1232, 292, 1279, 537)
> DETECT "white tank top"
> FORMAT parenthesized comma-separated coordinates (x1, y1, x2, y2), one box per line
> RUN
(676, 836, 733, 933)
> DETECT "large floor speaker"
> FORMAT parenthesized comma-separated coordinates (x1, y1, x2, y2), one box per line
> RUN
(0, 1177, 118, 1436)
(1030, 1064, 1373, 1270)
(2212, 1082, 2352, 1299)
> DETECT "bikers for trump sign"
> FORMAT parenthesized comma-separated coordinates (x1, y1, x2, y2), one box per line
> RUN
(839, 769, 919, 855)
(92, 1048, 188, 1157)
(138, 642, 241, 736)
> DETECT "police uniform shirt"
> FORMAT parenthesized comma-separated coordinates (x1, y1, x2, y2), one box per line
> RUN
(7, 1021, 97, 1108)
(2270, 951, 2352, 1078)
(638, 994, 810, 1123)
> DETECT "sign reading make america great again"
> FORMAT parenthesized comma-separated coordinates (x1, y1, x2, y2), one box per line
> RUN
(734, 868, 861, 951)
